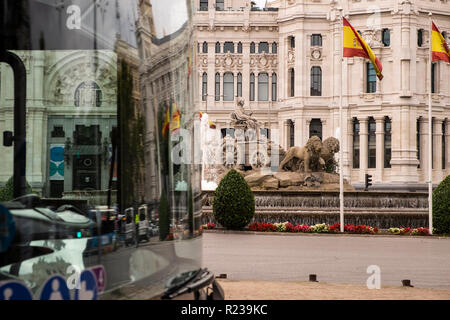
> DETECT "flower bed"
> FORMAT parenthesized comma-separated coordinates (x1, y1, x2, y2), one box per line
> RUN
(246, 222, 429, 236)
(387, 227, 430, 236)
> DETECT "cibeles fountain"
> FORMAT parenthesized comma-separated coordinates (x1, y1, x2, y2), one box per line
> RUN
(201, 99, 428, 228)
(201, 98, 354, 191)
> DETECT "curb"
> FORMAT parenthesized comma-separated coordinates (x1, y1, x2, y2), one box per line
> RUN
(202, 229, 450, 240)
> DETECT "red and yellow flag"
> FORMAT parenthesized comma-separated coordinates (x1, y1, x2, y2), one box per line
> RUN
(343, 17, 383, 80)
(162, 103, 170, 138)
(432, 22, 450, 63)
(170, 102, 181, 135)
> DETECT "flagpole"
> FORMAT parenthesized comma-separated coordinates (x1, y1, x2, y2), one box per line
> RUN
(339, 8, 344, 233)
(428, 12, 433, 235)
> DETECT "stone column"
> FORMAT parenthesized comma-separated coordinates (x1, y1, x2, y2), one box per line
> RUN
(375, 116, 385, 183)
(242, 41, 250, 103)
(207, 41, 215, 107)
(359, 117, 369, 182)
(433, 118, 443, 182)
(294, 116, 304, 147)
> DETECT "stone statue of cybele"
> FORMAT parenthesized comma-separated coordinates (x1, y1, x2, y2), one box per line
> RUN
(231, 98, 258, 130)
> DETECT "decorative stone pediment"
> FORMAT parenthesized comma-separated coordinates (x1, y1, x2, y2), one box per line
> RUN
(47, 52, 117, 107)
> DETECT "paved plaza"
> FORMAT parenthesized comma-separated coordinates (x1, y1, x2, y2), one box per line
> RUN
(203, 232, 450, 290)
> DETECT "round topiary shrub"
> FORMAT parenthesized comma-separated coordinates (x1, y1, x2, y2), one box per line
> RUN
(213, 169, 255, 230)
(433, 175, 450, 234)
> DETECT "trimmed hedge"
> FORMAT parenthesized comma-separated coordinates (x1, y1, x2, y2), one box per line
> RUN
(433, 175, 450, 234)
(213, 169, 255, 230)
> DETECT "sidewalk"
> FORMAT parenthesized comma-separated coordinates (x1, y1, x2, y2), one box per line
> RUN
(216, 279, 450, 300)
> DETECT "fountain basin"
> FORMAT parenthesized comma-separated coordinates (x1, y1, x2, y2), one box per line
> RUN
(202, 190, 429, 229)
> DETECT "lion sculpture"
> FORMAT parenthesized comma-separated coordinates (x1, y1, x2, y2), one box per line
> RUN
(320, 137, 340, 173)
(278, 136, 323, 173)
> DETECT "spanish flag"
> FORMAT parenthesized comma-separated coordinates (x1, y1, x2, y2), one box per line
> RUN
(343, 17, 383, 80)
(170, 102, 181, 135)
(162, 104, 170, 138)
(432, 22, 450, 63)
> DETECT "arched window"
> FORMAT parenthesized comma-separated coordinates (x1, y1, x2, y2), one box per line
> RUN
(272, 42, 277, 54)
(258, 42, 269, 53)
(202, 73, 207, 101)
(289, 36, 295, 48)
(250, 73, 255, 101)
(353, 118, 360, 169)
(215, 73, 220, 101)
(215, 42, 221, 53)
(223, 72, 234, 101)
(310, 66, 322, 96)
(202, 41, 208, 53)
(272, 73, 277, 101)
(289, 68, 295, 97)
(309, 119, 322, 141)
(250, 42, 255, 53)
(237, 42, 243, 53)
(384, 117, 391, 168)
(258, 73, 268, 101)
(368, 117, 376, 168)
(75, 81, 102, 107)
(224, 42, 234, 53)
(237, 73, 242, 97)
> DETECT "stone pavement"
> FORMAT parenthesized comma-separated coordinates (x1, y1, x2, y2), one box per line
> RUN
(203, 231, 450, 290)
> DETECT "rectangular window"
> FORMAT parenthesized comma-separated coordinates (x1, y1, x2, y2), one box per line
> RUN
(202, 73, 207, 101)
(310, 66, 322, 96)
(250, 73, 255, 101)
(258, 73, 268, 101)
(272, 73, 277, 101)
(237, 73, 242, 97)
(366, 63, 376, 93)
(215, 73, 220, 101)
(417, 119, 421, 168)
(353, 119, 360, 169)
(443, 121, 446, 170)
(258, 42, 269, 53)
(289, 120, 295, 148)
(382, 29, 390, 46)
(200, 0, 208, 11)
(311, 34, 322, 46)
(368, 118, 376, 168)
(418, 29, 423, 47)
(216, 0, 224, 11)
(223, 73, 234, 101)
(384, 118, 391, 168)
(432, 63, 437, 93)
(223, 42, 234, 53)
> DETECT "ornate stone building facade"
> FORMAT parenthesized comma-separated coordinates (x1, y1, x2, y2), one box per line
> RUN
(193, 0, 450, 190)
(0, 50, 118, 197)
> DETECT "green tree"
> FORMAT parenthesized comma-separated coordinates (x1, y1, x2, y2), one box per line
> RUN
(0, 177, 32, 202)
(432, 175, 450, 234)
(213, 169, 255, 230)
